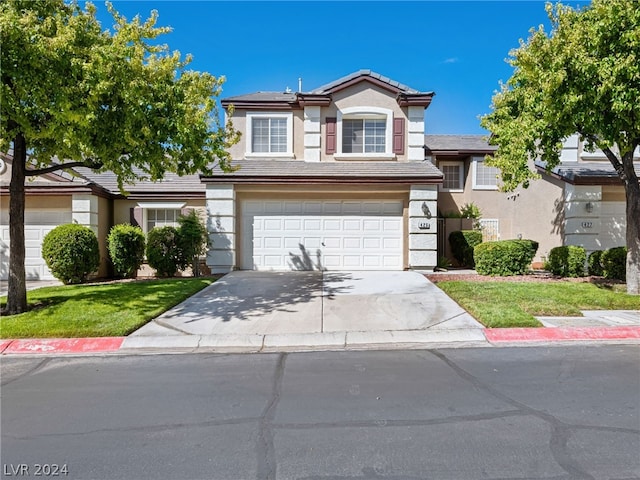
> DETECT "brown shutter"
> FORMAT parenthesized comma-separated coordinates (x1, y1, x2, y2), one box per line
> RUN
(130, 207, 143, 227)
(393, 117, 405, 155)
(326, 117, 337, 154)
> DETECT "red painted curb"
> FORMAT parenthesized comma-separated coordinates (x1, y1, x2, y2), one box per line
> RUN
(0, 340, 14, 353)
(3, 337, 125, 354)
(485, 326, 640, 343)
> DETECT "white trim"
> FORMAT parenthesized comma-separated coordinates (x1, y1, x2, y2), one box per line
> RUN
(137, 202, 186, 209)
(246, 111, 293, 157)
(472, 156, 499, 190)
(439, 161, 464, 192)
(336, 106, 393, 158)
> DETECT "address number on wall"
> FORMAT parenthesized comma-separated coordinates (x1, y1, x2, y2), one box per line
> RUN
(581, 221, 593, 228)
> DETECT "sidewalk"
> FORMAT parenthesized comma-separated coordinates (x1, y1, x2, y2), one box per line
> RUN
(1, 310, 639, 356)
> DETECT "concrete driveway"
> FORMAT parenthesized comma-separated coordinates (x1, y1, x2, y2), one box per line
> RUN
(131, 271, 481, 337)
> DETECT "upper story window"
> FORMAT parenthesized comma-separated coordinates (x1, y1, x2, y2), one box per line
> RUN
(246, 112, 293, 157)
(332, 107, 398, 160)
(342, 118, 386, 153)
(472, 156, 500, 190)
(439, 161, 464, 192)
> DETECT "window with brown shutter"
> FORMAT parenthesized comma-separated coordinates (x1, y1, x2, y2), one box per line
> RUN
(326, 117, 336, 154)
(393, 117, 405, 155)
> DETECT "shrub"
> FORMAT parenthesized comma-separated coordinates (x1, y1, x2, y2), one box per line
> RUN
(146, 226, 185, 277)
(42, 224, 100, 284)
(545, 246, 586, 277)
(107, 224, 146, 278)
(588, 250, 604, 276)
(177, 210, 208, 277)
(474, 239, 538, 276)
(601, 246, 627, 281)
(449, 230, 483, 267)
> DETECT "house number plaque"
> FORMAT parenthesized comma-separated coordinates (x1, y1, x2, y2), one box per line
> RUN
(581, 221, 593, 228)
(418, 222, 431, 230)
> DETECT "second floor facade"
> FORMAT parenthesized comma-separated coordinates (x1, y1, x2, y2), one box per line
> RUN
(221, 70, 434, 164)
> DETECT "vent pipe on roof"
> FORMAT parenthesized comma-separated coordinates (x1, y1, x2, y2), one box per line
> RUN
(298, 77, 302, 92)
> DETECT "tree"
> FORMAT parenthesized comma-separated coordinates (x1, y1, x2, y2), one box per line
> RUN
(1, 0, 239, 313)
(480, 0, 640, 294)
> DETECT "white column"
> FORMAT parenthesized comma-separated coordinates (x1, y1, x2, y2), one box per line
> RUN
(408, 185, 438, 270)
(206, 184, 236, 273)
(72, 194, 99, 235)
(407, 106, 425, 161)
(563, 184, 601, 253)
(304, 106, 321, 162)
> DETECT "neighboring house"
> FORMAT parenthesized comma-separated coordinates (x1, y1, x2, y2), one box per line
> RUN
(429, 132, 637, 266)
(0, 70, 635, 279)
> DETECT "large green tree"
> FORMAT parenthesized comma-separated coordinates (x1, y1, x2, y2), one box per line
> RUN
(1, 0, 239, 314)
(481, 0, 640, 294)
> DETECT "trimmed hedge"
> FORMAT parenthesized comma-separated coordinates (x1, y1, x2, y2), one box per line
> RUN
(601, 246, 627, 281)
(42, 224, 100, 284)
(545, 246, 586, 277)
(146, 226, 185, 277)
(587, 250, 604, 276)
(474, 239, 539, 276)
(107, 224, 146, 278)
(449, 230, 483, 267)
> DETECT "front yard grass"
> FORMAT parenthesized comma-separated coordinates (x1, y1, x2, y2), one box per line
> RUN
(0, 277, 214, 338)
(436, 281, 640, 328)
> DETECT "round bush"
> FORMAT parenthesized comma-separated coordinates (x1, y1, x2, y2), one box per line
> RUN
(588, 250, 604, 276)
(545, 246, 586, 277)
(146, 226, 184, 277)
(601, 246, 627, 281)
(449, 230, 483, 267)
(42, 224, 100, 284)
(474, 239, 538, 276)
(107, 224, 145, 278)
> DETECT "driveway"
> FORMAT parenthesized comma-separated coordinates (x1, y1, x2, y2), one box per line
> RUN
(131, 271, 481, 337)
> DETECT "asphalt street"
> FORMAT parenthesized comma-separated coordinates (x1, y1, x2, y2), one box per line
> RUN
(1, 346, 639, 480)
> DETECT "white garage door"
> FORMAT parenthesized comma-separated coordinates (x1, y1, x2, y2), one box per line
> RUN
(0, 210, 71, 281)
(241, 200, 404, 271)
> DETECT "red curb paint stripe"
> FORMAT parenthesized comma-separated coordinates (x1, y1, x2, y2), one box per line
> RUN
(0, 340, 14, 353)
(4, 337, 125, 354)
(485, 326, 640, 343)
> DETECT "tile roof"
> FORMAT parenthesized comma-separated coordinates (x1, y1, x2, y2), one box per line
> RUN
(220, 91, 298, 103)
(74, 167, 205, 194)
(424, 135, 496, 152)
(202, 159, 443, 182)
(536, 160, 639, 184)
(310, 69, 424, 94)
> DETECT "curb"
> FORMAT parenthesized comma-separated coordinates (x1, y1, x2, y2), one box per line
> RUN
(1, 326, 639, 356)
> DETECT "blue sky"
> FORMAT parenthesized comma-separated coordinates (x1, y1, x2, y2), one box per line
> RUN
(95, 1, 589, 135)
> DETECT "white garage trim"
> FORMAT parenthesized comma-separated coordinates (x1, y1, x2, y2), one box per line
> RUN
(240, 199, 404, 271)
(0, 210, 72, 280)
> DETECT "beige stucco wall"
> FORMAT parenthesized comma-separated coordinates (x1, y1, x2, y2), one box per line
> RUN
(437, 157, 564, 264)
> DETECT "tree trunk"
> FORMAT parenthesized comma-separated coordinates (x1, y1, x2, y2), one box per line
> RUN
(625, 175, 640, 295)
(6, 133, 27, 314)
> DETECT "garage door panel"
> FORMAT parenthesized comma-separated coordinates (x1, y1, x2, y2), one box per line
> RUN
(242, 200, 404, 271)
(1, 214, 69, 280)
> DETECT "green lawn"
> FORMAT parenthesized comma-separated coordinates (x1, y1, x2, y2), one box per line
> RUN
(0, 278, 214, 338)
(436, 281, 640, 328)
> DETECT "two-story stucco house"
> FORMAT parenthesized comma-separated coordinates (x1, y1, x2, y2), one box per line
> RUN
(202, 70, 444, 273)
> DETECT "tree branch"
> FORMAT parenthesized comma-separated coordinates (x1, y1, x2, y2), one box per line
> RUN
(26, 160, 103, 177)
